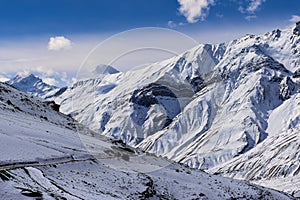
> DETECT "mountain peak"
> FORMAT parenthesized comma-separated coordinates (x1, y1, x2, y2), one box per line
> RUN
(8, 73, 41, 86)
(92, 64, 120, 75)
(14, 72, 38, 79)
(293, 21, 300, 35)
(6, 73, 58, 98)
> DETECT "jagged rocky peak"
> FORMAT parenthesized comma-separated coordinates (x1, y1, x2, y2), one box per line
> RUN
(293, 21, 300, 35)
(279, 76, 296, 100)
(6, 73, 58, 98)
(293, 68, 300, 78)
(8, 73, 41, 85)
(7, 73, 53, 90)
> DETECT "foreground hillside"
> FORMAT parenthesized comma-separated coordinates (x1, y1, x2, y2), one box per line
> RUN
(1, 82, 292, 199)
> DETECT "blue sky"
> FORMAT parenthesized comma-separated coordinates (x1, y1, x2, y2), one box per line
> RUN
(0, 0, 299, 86)
(0, 0, 299, 37)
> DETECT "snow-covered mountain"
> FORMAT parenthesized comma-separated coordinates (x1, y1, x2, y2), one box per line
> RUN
(6, 73, 63, 99)
(1, 82, 291, 199)
(93, 64, 120, 75)
(56, 22, 300, 196)
(78, 64, 120, 80)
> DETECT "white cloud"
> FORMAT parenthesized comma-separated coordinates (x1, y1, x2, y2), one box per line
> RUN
(245, 15, 257, 21)
(0, 74, 9, 82)
(17, 70, 31, 77)
(216, 13, 224, 19)
(36, 66, 55, 76)
(0, 78, 8, 82)
(246, 0, 266, 13)
(238, 0, 266, 21)
(0, 34, 107, 86)
(167, 20, 177, 28)
(42, 77, 57, 86)
(167, 21, 186, 28)
(48, 36, 72, 51)
(178, 0, 215, 23)
(290, 15, 300, 23)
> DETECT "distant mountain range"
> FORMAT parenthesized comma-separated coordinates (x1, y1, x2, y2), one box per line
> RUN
(5, 73, 64, 99)
(5, 64, 120, 100)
